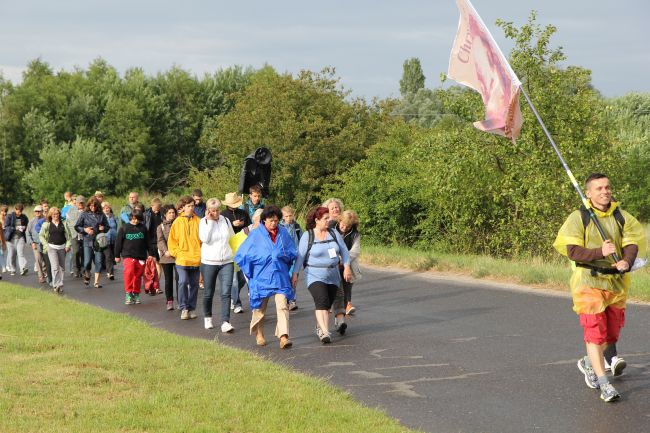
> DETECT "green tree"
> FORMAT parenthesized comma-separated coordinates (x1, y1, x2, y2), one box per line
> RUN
(23, 137, 112, 203)
(399, 57, 425, 96)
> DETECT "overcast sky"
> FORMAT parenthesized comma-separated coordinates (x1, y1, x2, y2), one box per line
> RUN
(0, 0, 648, 99)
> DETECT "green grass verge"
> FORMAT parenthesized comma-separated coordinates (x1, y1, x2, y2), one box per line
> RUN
(0, 282, 416, 433)
(360, 244, 650, 302)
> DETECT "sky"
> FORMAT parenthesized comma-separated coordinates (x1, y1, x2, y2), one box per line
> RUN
(0, 0, 648, 99)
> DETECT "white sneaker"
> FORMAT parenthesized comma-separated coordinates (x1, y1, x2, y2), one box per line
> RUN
(233, 305, 243, 314)
(230, 300, 235, 310)
(221, 321, 234, 333)
(610, 356, 627, 377)
(204, 317, 214, 329)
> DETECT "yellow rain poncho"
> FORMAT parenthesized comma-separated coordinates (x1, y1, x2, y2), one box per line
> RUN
(553, 201, 647, 315)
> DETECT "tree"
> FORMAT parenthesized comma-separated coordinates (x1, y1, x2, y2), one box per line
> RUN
(23, 137, 113, 203)
(399, 58, 425, 96)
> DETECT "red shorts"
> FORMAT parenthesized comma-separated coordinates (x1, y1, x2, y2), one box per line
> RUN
(579, 306, 625, 345)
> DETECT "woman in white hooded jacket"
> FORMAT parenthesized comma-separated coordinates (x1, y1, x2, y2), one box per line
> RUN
(199, 198, 236, 333)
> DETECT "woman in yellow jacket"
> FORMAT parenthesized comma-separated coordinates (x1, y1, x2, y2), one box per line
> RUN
(167, 195, 202, 320)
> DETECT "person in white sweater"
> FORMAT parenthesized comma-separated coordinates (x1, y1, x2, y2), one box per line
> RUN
(198, 198, 236, 333)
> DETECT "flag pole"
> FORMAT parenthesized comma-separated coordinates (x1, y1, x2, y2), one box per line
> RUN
(519, 86, 621, 263)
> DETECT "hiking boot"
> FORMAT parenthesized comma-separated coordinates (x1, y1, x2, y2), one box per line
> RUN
(280, 335, 293, 349)
(166, 300, 174, 311)
(577, 357, 599, 389)
(134, 294, 141, 304)
(125, 293, 134, 305)
(204, 317, 214, 330)
(181, 309, 189, 320)
(600, 382, 621, 402)
(288, 300, 298, 311)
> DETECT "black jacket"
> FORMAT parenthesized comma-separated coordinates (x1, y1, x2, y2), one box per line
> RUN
(238, 147, 272, 198)
(114, 222, 155, 260)
(221, 208, 251, 234)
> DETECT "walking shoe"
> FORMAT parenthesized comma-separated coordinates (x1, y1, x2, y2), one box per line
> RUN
(230, 300, 235, 310)
(83, 277, 90, 286)
(280, 335, 293, 349)
(577, 357, 599, 389)
(221, 321, 234, 333)
(20, 268, 28, 276)
(606, 356, 627, 377)
(256, 330, 266, 346)
(335, 319, 348, 336)
(316, 326, 331, 344)
(94, 283, 102, 288)
(204, 317, 214, 330)
(288, 300, 298, 311)
(10, 272, 15, 276)
(57, 286, 64, 294)
(189, 310, 197, 319)
(345, 302, 356, 315)
(134, 294, 141, 304)
(125, 293, 134, 305)
(600, 382, 621, 402)
(39, 277, 46, 284)
(233, 305, 244, 314)
(166, 300, 174, 311)
(180, 309, 189, 320)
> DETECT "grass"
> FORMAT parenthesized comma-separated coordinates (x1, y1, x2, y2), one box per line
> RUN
(360, 243, 650, 302)
(0, 282, 417, 433)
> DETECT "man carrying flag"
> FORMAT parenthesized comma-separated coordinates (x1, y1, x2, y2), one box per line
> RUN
(553, 174, 646, 402)
(447, 0, 647, 403)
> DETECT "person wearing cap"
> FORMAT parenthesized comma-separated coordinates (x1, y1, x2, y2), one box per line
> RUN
(65, 195, 85, 277)
(221, 192, 251, 314)
(26, 205, 47, 283)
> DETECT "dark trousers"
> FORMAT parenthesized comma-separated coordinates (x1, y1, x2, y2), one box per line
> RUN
(161, 263, 178, 302)
(103, 243, 115, 275)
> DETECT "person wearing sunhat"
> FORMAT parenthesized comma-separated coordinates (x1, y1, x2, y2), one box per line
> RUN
(221, 192, 251, 314)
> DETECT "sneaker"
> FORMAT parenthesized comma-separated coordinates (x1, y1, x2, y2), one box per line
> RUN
(221, 321, 234, 333)
(608, 356, 627, 377)
(10, 272, 16, 276)
(335, 319, 347, 336)
(316, 326, 331, 344)
(20, 268, 28, 276)
(166, 300, 174, 311)
(181, 309, 189, 320)
(134, 294, 141, 304)
(204, 317, 214, 329)
(189, 310, 197, 319)
(233, 305, 243, 314)
(125, 293, 134, 305)
(94, 283, 102, 288)
(577, 357, 599, 389)
(600, 382, 621, 402)
(288, 300, 298, 311)
(345, 303, 356, 315)
(230, 300, 235, 310)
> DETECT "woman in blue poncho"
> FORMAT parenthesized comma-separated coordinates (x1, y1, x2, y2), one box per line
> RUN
(234, 205, 297, 349)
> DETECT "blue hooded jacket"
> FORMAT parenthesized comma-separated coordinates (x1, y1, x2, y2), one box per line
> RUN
(234, 225, 297, 309)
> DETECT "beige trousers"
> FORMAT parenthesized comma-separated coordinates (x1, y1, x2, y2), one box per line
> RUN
(250, 293, 289, 339)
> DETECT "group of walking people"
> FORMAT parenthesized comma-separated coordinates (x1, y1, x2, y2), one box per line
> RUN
(1, 186, 362, 350)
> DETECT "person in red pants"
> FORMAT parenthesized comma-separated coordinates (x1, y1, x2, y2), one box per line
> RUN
(114, 210, 156, 305)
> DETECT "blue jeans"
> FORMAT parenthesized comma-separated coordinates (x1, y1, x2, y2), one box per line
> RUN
(231, 269, 247, 307)
(176, 265, 200, 311)
(83, 245, 103, 276)
(201, 262, 234, 322)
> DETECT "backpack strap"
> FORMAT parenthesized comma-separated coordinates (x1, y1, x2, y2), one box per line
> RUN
(303, 228, 343, 269)
(579, 205, 625, 236)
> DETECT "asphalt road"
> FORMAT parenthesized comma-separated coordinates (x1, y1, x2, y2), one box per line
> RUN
(4, 260, 650, 433)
